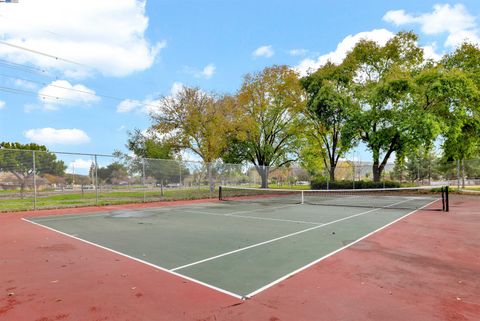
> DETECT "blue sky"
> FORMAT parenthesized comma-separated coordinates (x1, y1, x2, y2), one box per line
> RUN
(0, 0, 479, 168)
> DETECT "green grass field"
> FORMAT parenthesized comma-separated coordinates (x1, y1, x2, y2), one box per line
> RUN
(0, 188, 218, 212)
(0, 184, 313, 212)
(463, 186, 480, 191)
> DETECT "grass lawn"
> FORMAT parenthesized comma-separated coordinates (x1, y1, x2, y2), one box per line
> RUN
(0, 187, 217, 212)
(0, 184, 311, 212)
(463, 186, 480, 191)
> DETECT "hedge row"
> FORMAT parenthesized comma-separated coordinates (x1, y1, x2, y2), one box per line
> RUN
(310, 180, 401, 190)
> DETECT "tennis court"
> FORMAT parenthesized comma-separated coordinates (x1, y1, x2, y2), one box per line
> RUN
(23, 186, 447, 299)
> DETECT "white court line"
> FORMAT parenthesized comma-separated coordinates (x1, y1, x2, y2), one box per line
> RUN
(245, 198, 439, 298)
(170, 198, 411, 272)
(32, 212, 110, 222)
(29, 203, 215, 222)
(220, 204, 297, 216)
(182, 209, 321, 225)
(21, 217, 244, 300)
(30, 203, 298, 223)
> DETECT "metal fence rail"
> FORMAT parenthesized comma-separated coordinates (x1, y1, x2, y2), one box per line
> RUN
(0, 148, 478, 212)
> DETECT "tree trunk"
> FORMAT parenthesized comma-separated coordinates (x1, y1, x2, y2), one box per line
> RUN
(207, 164, 214, 193)
(255, 165, 269, 188)
(329, 165, 336, 181)
(372, 162, 381, 182)
(20, 182, 25, 199)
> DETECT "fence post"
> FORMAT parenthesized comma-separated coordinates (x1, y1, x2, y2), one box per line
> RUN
(352, 162, 355, 189)
(456, 159, 460, 191)
(32, 150, 37, 210)
(179, 160, 182, 188)
(325, 167, 329, 190)
(417, 160, 420, 186)
(94, 154, 99, 205)
(142, 158, 146, 202)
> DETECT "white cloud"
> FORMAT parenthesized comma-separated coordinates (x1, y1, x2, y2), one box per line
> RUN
(24, 128, 90, 145)
(288, 48, 308, 56)
(383, 4, 480, 47)
(116, 82, 182, 114)
(422, 43, 443, 61)
(383, 10, 415, 26)
(14, 79, 38, 90)
(116, 99, 143, 113)
(0, 101, 5, 110)
(252, 45, 274, 58)
(295, 29, 394, 76)
(38, 80, 100, 110)
(184, 64, 216, 79)
(116, 97, 161, 115)
(68, 159, 93, 170)
(201, 63, 216, 79)
(0, 0, 165, 78)
(170, 82, 184, 97)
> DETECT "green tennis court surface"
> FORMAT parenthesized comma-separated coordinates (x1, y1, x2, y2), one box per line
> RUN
(26, 190, 442, 298)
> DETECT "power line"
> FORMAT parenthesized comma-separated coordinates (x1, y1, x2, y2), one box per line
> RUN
(0, 73, 163, 110)
(0, 60, 48, 77)
(0, 85, 70, 103)
(0, 42, 164, 111)
(0, 40, 90, 68)
(0, 59, 47, 73)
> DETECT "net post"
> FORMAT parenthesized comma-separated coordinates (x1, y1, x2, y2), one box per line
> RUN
(456, 160, 460, 191)
(94, 154, 99, 205)
(219, 186, 222, 201)
(32, 150, 37, 211)
(142, 158, 146, 203)
(441, 186, 445, 211)
(445, 185, 449, 212)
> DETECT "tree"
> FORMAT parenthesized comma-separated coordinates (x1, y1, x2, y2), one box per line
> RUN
(223, 65, 306, 188)
(151, 87, 240, 192)
(0, 142, 66, 196)
(300, 62, 357, 181)
(393, 148, 440, 183)
(345, 32, 438, 181)
(115, 129, 188, 192)
(440, 43, 480, 161)
(97, 162, 129, 184)
(125, 128, 173, 160)
(298, 134, 325, 178)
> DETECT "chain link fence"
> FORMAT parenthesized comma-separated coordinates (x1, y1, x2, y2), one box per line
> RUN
(0, 148, 478, 212)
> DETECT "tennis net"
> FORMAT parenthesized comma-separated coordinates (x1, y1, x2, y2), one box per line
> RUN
(219, 186, 449, 211)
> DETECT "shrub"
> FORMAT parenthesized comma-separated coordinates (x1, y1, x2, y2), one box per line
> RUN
(310, 179, 401, 190)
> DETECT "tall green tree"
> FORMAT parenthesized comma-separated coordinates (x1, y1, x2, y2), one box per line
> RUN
(97, 162, 129, 184)
(392, 148, 440, 183)
(0, 142, 66, 195)
(300, 62, 357, 181)
(440, 43, 480, 161)
(224, 65, 306, 188)
(345, 32, 437, 181)
(125, 128, 173, 160)
(115, 129, 187, 190)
